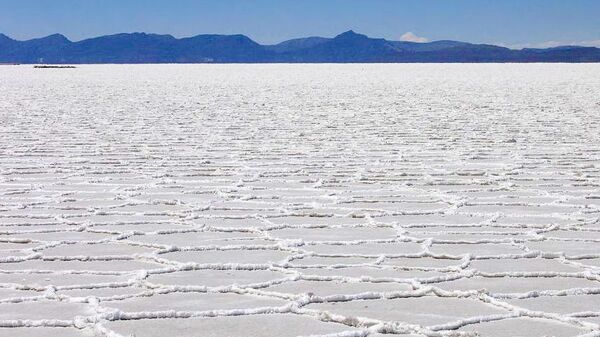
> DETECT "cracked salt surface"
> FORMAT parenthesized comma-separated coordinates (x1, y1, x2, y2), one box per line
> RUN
(1, 64, 600, 336)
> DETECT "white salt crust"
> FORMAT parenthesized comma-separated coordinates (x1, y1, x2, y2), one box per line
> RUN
(1, 64, 600, 336)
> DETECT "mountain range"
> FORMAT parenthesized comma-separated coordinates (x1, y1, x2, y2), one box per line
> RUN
(1, 30, 599, 64)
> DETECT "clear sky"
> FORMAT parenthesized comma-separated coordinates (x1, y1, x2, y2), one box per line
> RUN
(1, 0, 599, 47)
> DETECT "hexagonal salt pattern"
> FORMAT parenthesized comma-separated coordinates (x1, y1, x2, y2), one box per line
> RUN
(1, 64, 600, 336)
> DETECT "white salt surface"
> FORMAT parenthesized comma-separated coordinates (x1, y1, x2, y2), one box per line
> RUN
(1, 64, 600, 336)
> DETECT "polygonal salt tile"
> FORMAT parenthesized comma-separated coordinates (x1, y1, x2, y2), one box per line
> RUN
(342, 201, 449, 213)
(267, 216, 366, 226)
(6, 231, 111, 242)
(0, 287, 40, 300)
(191, 217, 267, 228)
(288, 256, 377, 266)
(268, 226, 397, 241)
(459, 190, 540, 199)
(506, 294, 600, 314)
(471, 196, 558, 205)
(196, 209, 282, 217)
(406, 227, 523, 238)
(306, 242, 423, 255)
(0, 327, 90, 337)
(469, 258, 582, 273)
(0, 224, 75, 234)
(160, 249, 290, 265)
(0, 208, 87, 217)
(307, 295, 506, 327)
(136, 193, 218, 204)
(0, 300, 93, 320)
(40, 242, 156, 256)
(408, 232, 530, 241)
(0, 218, 65, 226)
(0, 259, 164, 272)
(435, 276, 600, 294)
(55, 199, 125, 209)
(543, 230, 600, 240)
(200, 238, 276, 246)
(0, 241, 43, 250)
(0, 272, 131, 288)
(147, 269, 288, 288)
(128, 231, 263, 247)
(264, 280, 411, 297)
(210, 200, 283, 210)
(110, 203, 191, 214)
(526, 240, 600, 257)
(383, 257, 464, 269)
(103, 314, 358, 337)
(458, 317, 584, 337)
(295, 266, 444, 280)
(429, 243, 524, 257)
(376, 214, 487, 226)
(493, 216, 576, 227)
(460, 204, 578, 216)
(57, 286, 145, 299)
(90, 222, 191, 233)
(77, 214, 174, 225)
(103, 291, 286, 312)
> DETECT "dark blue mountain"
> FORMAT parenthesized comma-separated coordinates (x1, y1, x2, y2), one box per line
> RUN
(1, 30, 599, 63)
(176, 34, 271, 62)
(265, 36, 330, 53)
(64, 33, 178, 63)
(0, 34, 16, 51)
(277, 30, 403, 62)
(0, 33, 72, 63)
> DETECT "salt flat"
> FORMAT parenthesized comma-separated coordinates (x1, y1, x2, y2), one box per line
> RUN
(0, 64, 599, 337)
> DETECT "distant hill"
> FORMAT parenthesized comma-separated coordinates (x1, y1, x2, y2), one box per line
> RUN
(1, 30, 599, 63)
(265, 37, 330, 53)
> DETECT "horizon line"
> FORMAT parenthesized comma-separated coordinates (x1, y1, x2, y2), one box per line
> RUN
(2, 30, 597, 51)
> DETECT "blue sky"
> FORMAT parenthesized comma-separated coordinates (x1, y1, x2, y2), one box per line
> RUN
(1, 0, 599, 47)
